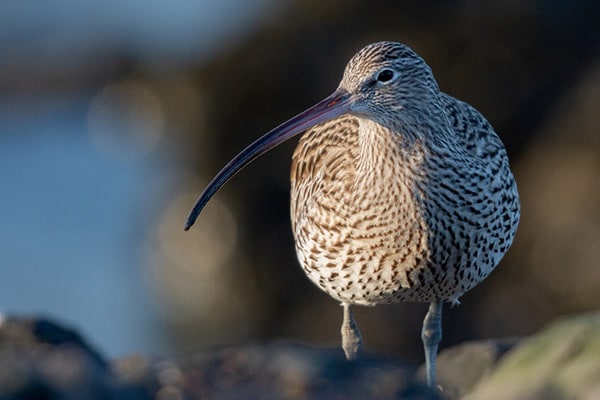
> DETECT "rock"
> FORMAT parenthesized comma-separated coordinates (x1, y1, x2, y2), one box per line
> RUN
(428, 338, 520, 398)
(174, 342, 440, 399)
(0, 315, 151, 400)
(2, 312, 599, 399)
(463, 311, 600, 400)
(0, 315, 440, 400)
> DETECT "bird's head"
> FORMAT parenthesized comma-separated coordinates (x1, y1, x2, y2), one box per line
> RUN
(339, 41, 440, 127)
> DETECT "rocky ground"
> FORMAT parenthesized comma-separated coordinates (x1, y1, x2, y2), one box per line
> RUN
(0, 311, 598, 400)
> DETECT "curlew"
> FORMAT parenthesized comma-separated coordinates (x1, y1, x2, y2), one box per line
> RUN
(184, 41, 520, 389)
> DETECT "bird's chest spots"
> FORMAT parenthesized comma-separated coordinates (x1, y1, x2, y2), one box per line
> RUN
(296, 186, 430, 304)
(291, 124, 432, 304)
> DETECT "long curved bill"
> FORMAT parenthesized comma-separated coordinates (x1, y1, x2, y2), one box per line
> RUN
(184, 89, 352, 230)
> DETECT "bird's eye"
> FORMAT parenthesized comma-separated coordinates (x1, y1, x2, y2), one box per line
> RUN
(376, 69, 395, 83)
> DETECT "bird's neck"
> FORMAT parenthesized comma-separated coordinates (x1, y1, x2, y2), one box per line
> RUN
(355, 118, 428, 185)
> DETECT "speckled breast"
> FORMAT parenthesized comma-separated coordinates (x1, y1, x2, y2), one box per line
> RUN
(289, 115, 519, 306)
(290, 117, 434, 305)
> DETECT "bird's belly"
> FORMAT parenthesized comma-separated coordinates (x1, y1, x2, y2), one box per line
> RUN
(291, 190, 508, 305)
(293, 215, 499, 305)
(295, 241, 429, 305)
(292, 197, 446, 305)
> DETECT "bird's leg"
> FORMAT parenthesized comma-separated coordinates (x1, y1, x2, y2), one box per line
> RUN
(341, 302, 362, 360)
(421, 300, 443, 388)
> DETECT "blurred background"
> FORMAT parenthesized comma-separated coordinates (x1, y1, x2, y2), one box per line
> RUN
(0, 0, 598, 362)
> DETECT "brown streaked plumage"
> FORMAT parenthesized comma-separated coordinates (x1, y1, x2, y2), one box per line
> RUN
(184, 41, 520, 390)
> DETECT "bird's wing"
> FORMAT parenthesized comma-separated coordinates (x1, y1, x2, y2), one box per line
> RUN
(439, 92, 506, 163)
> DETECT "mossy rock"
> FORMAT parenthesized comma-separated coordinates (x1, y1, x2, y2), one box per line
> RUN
(463, 311, 600, 400)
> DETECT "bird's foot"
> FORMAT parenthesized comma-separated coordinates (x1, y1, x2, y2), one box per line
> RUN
(422, 300, 443, 389)
(449, 296, 461, 307)
(341, 303, 362, 361)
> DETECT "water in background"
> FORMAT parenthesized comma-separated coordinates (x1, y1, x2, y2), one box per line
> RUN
(0, 0, 282, 357)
